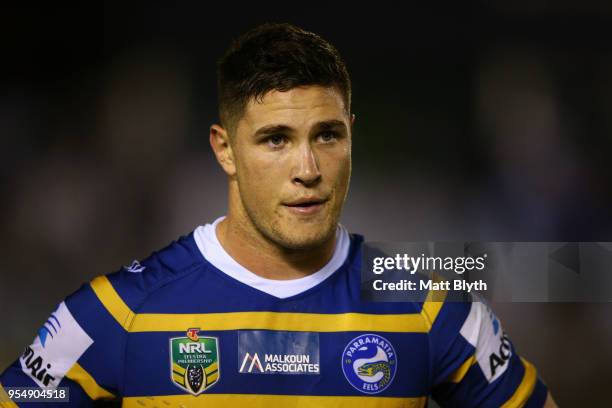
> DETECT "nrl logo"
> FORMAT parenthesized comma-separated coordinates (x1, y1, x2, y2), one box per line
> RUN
(170, 328, 220, 395)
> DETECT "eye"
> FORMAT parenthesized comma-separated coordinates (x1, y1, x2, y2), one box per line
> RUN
(318, 131, 338, 143)
(265, 134, 287, 148)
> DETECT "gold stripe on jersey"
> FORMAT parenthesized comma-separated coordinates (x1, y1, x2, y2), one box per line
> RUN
(90, 276, 135, 330)
(0, 382, 18, 408)
(420, 290, 446, 330)
(66, 362, 115, 400)
(500, 358, 537, 408)
(419, 274, 447, 330)
(132, 311, 430, 333)
(448, 355, 477, 383)
(122, 394, 428, 408)
(91, 275, 448, 333)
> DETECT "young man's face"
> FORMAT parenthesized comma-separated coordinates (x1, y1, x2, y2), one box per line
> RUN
(229, 85, 352, 250)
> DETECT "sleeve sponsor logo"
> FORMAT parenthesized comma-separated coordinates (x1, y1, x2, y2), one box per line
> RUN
(460, 300, 512, 383)
(38, 313, 61, 348)
(20, 302, 93, 388)
(21, 346, 55, 386)
(490, 332, 512, 378)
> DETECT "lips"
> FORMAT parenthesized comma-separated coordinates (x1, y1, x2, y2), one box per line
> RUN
(284, 197, 327, 206)
(283, 197, 328, 215)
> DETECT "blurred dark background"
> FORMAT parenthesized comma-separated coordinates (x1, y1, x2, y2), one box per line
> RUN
(1, 3, 612, 406)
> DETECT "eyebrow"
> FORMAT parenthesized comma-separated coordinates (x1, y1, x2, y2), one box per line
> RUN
(316, 119, 346, 131)
(253, 120, 347, 138)
(253, 124, 292, 138)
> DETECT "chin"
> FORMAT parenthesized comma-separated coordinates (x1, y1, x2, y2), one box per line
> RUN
(272, 222, 336, 251)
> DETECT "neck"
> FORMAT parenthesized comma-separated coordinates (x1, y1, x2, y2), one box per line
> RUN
(216, 211, 337, 281)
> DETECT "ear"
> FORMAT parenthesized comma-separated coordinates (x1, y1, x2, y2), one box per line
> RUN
(209, 124, 236, 176)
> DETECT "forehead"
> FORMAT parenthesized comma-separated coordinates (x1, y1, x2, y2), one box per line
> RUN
(237, 86, 348, 133)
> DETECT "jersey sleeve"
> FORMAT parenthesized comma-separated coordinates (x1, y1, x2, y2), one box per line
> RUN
(428, 298, 549, 407)
(0, 274, 130, 407)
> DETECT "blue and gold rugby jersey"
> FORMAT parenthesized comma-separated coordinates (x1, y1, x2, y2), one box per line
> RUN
(0, 232, 548, 407)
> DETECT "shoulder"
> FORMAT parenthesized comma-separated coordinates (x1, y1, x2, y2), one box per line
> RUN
(106, 232, 204, 298)
(72, 231, 206, 329)
(0, 233, 204, 395)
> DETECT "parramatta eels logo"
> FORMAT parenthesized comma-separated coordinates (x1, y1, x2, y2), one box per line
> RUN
(170, 329, 220, 395)
(341, 334, 397, 394)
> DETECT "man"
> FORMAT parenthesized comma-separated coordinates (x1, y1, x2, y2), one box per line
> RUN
(1, 23, 556, 407)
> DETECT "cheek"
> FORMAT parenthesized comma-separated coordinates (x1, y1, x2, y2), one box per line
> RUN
(236, 151, 285, 201)
(236, 143, 284, 174)
(322, 150, 351, 187)
(243, 156, 274, 175)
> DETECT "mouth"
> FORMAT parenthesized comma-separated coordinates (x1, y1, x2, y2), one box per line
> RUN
(282, 197, 329, 215)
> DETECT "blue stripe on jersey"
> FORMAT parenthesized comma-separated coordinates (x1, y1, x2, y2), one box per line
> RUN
(136, 263, 424, 315)
(471, 351, 526, 407)
(126, 233, 426, 316)
(524, 377, 548, 407)
(428, 299, 473, 385)
(1, 359, 40, 388)
(431, 334, 475, 387)
(64, 284, 125, 395)
(123, 331, 430, 398)
(57, 375, 93, 407)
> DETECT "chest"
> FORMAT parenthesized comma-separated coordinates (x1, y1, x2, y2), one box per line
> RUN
(121, 311, 432, 400)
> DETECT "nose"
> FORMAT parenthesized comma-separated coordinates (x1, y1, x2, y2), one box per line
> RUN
(292, 143, 321, 187)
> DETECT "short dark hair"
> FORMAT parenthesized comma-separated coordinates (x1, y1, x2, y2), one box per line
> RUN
(217, 23, 351, 132)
